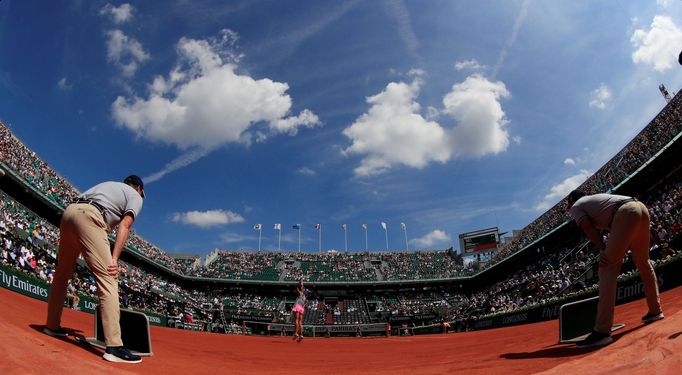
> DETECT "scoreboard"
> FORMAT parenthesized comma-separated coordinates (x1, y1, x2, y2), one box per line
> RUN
(459, 227, 499, 254)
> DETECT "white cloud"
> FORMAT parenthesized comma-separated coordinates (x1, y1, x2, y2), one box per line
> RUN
(100, 3, 135, 24)
(454, 59, 485, 71)
(297, 167, 316, 176)
(172, 209, 245, 228)
(631, 15, 682, 72)
(410, 229, 451, 248)
(343, 73, 511, 176)
(57, 77, 72, 91)
(589, 83, 612, 110)
(444, 74, 511, 157)
(563, 158, 576, 166)
(105, 30, 150, 77)
(535, 169, 591, 211)
(112, 30, 318, 171)
(270, 109, 321, 135)
(342, 75, 450, 176)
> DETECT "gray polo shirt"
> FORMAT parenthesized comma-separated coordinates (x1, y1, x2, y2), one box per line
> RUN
(78, 181, 143, 231)
(568, 193, 631, 230)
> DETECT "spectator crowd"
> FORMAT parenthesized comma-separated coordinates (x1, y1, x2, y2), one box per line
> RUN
(0, 91, 681, 331)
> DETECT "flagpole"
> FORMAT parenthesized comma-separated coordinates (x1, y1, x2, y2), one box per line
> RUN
(319, 225, 322, 253)
(403, 225, 408, 251)
(254, 224, 262, 251)
(278, 227, 281, 251)
(364, 225, 368, 251)
(382, 222, 388, 251)
(298, 226, 301, 253)
(381, 221, 388, 251)
(344, 226, 348, 253)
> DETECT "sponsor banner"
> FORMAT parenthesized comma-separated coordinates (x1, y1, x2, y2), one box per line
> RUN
(269, 323, 293, 332)
(389, 314, 437, 323)
(411, 325, 444, 335)
(145, 312, 167, 327)
(320, 324, 385, 333)
(229, 314, 273, 323)
(0, 264, 166, 326)
(389, 315, 414, 323)
(0, 265, 49, 300)
(268, 323, 386, 334)
(468, 257, 682, 330)
(78, 297, 99, 313)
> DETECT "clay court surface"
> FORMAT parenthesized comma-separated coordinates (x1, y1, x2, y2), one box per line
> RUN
(1, 286, 681, 374)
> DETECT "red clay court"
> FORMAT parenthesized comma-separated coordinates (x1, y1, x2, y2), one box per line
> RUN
(1, 285, 681, 374)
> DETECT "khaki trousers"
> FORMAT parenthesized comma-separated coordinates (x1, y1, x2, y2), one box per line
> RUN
(46, 204, 122, 347)
(594, 201, 661, 333)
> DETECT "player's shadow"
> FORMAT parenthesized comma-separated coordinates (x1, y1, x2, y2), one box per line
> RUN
(669, 331, 682, 340)
(500, 323, 647, 360)
(30, 324, 102, 356)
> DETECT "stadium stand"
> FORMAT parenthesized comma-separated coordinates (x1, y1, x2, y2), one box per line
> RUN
(0, 90, 681, 334)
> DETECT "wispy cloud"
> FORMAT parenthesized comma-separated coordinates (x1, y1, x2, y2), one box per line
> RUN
(410, 199, 520, 227)
(99, 4, 147, 78)
(454, 59, 486, 71)
(105, 29, 150, 77)
(492, 0, 530, 78)
(144, 147, 213, 184)
(410, 229, 451, 248)
(100, 3, 135, 24)
(589, 83, 612, 110)
(535, 169, 591, 211)
(297, 167, 316, 176)
(57, 77, 72, 91)
(385, 0, 422, 66)
(218, 232, 258, 244)
(657, 0, 672, 8)
(250, 0, 361, 64)
(172, 209, 245, 228)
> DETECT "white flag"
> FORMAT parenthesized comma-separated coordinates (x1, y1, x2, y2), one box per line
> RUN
(274, 223, 281, 231)
(253, 224, 262, 230)
(400, 222, 406, 230)
(380, 222, 387, 230)
(362, 223, 368, 230)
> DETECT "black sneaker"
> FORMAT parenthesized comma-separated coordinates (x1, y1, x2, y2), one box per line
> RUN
(576, 331, 612, 348)
(641, 311, 664, 323)
(103, 346, 142, 364)
(43, 326, 69, 337)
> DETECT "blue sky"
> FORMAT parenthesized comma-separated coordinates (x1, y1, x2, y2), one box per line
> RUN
(1, 1, 682, 255)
